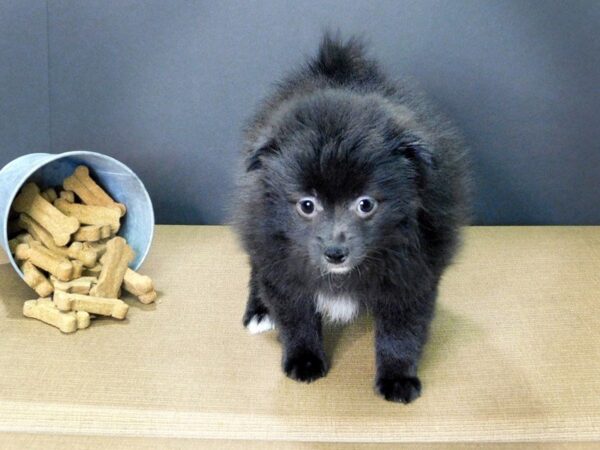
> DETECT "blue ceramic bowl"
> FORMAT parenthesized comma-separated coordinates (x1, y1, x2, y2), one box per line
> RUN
(0, 151, 154, 279)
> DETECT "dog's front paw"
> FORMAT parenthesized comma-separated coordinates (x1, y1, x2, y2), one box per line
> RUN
(376, 375, 421, 403)
(284, 350, 327, 383)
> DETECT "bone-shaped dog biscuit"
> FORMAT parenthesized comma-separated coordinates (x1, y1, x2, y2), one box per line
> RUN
(23, 298, 77, 333)
(23, 298, 90, 332)
(41, 188, 58, 203)
(71, 260, 84, 279)
(59, 190, 75, 202)
(68, 242, 98, 267)
(83, 239, 109, 258)
(54, 198, 121, 234)
(12, 183, 79, 246)
(54, 290, 128, 319)
(123, 268, 153, 295)
(76, 310, 91, 329)
(73, 225, 102, 242)
(100, 225, 112, 239)
(91, 237, 134, 299)
(75, 225, 111, 243)
(8, 238, 19, 254)
(21, 261, 54, 297)
(14, 243, 29, 260)
(138, 290, 158, 304)
(74, 224, 111, 242)
(20, 233, 35, 243)
(63, 166, 126, 216)
(123, 268, 156, 304)
(15, 242, 73, 282)
(9, 233, 33, 254)
(51, 276, 97, 295)
(17, 213, 70, 258)
(83, 263, 102, 277)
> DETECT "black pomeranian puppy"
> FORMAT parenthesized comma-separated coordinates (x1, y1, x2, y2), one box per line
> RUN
(233, 33, 470, 403)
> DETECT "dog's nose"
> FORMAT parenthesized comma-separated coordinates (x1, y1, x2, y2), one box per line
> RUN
(324, 246, 349, 264)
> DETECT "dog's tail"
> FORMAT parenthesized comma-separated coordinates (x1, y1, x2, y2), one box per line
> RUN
(309, 31, 380, 85)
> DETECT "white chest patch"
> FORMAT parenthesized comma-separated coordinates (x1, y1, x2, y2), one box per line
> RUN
(316, 292, 359, 324)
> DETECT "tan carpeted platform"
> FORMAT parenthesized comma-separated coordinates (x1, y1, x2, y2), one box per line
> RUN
(1, 226, 599, 448)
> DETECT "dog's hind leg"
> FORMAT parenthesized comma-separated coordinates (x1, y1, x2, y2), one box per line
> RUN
(243, 265, 275, 334)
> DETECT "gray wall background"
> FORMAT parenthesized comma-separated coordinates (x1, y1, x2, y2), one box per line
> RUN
(1, 0, 599, 225)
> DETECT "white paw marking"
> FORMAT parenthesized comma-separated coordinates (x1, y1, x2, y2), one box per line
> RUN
(316, 292, 359, 324)
(246, 314, 276, 334)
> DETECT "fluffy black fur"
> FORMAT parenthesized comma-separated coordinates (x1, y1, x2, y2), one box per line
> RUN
(232, 33, 471, 403)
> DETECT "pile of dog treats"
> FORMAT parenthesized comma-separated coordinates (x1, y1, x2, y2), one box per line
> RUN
(7, 165, 157, 333)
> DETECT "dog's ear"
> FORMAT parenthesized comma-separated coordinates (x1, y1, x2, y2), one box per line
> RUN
(245, 135, 280, 172)
(390, 132, 435, 189)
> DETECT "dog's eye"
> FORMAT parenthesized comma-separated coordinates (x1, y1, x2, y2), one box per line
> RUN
(297, 197, 318, 218)
(356, 196, 378, 218)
